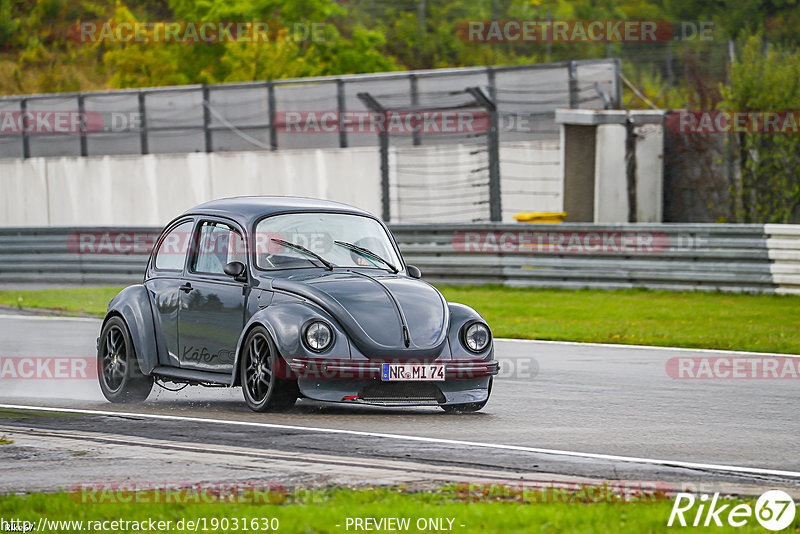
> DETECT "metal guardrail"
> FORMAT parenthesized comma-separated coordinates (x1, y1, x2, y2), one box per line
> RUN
(1, 224, 799, 294)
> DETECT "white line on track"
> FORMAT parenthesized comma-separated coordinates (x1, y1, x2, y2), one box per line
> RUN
(499, 338, 800, 358)
(1, 314, 798, 358)
(1, 403, 798, 479)
(0, 314, 99, 323)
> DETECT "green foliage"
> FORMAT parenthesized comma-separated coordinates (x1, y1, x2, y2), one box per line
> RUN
(721, 34, 800, 223)
(0, 486, 771, 534)
(0, 0, 20, 47)
(1, 0, 800, 107)
(99, 0, 399, 87)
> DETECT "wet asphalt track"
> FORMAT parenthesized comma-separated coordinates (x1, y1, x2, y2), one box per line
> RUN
(0, 312, 799, 493)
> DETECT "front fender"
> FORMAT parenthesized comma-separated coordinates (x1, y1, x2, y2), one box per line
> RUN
(447, 302, 494, 360)
(231, 301, 351, 386)
(104, 285, 158, 375)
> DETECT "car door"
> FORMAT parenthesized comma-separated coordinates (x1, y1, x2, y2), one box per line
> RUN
(178, 219, 247, 373)
(146, 218, 194, 368)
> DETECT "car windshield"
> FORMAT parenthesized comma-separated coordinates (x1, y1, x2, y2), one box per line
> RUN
(254, 213, 402, 271)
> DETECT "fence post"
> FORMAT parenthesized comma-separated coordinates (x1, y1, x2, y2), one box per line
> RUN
(410, 74, 421, 146)
(77, 94, 88, 157)
(267, 82, 277, 151)
(20, 99, 30, 158)
(337, 79, 348, 148)
(568, 60, 578, 108)
(467, 87, 502, 222)
(625, 116, 637, 222)
(612, 58, 622, 109)
(379, 130, 390, 221)
(487, 67, 496, 102)
(202, 85, 212, 153)
(357, 92, 390, 222)
(137, 92, 148, 155)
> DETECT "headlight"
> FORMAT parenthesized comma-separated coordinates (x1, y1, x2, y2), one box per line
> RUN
(463, 322, 491, 352)
(304, 321, 333, 352)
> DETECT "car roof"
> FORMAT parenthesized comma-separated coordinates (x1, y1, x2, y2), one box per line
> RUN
(180, 196, 375, 229)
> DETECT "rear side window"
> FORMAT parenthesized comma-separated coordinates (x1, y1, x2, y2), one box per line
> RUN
(154, 221, 193, 271)
(191, 221, 246, 275)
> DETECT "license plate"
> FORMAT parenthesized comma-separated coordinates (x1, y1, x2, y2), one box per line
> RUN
(381, 363, 445, 381)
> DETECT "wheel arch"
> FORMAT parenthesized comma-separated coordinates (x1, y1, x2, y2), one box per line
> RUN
(231, 302, 350, 386)
(447, 302, 494, 360)
(231, 320, 279, 387)
(104, 285, 159, 375)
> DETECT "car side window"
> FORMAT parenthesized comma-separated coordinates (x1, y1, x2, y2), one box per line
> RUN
(153, 220, 193, 271)
(191, 221, 246, 275)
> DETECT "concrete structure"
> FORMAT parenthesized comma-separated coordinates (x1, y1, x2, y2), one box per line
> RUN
(556, 109, 666, 223)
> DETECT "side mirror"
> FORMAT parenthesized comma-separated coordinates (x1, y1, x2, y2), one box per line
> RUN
(406, 265, 422, 279)
(224, 261, 246, 280)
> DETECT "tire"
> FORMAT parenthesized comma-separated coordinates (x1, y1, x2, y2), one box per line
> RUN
(440, 377, 492, 414)
(97, 316, 153, 403)
(240, 326, 298, 412)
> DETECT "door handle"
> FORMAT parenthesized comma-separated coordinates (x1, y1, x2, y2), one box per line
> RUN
(179, 283, 193, 293)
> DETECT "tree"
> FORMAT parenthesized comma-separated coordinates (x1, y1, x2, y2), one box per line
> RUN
(721, 35, 800, 223)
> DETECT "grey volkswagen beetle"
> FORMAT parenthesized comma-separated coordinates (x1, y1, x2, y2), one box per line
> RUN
(98, 197, 497, 412)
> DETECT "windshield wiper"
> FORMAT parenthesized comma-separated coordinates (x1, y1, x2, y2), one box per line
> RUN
(271, 239, 336, 270)
(334, 241, 398, 273)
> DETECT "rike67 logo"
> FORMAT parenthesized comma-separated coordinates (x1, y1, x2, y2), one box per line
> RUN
(668, 490, 796, 530)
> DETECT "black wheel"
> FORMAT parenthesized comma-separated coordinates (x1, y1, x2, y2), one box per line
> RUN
(240, 326, 298, 412)
(440, 377, 492, 414)
(97, 316, 153, 403)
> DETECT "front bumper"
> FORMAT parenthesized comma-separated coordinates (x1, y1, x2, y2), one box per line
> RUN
(288, 357, 497, 406)
(287, 357, 499, 381)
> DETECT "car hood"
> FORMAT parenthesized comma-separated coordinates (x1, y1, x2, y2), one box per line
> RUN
(270, 270, 449, 359)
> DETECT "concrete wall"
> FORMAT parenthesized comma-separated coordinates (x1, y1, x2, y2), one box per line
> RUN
(0, 141, 564, 227)
(0, 148, 382, 227)
(499, 141, 562, 221)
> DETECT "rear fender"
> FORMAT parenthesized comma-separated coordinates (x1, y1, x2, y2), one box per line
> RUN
(104, 285, 158, 375)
